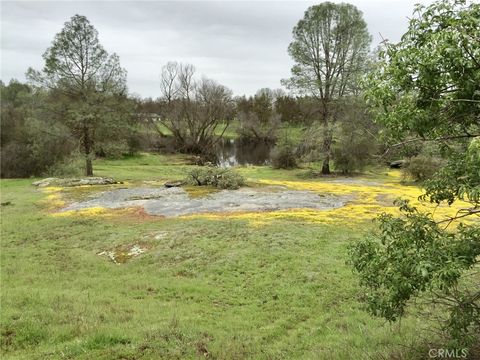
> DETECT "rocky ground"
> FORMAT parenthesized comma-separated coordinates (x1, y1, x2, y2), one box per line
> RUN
(61, 186, 351, 217)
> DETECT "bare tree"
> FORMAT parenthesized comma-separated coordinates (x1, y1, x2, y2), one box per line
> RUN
(154, 62, 234, 156)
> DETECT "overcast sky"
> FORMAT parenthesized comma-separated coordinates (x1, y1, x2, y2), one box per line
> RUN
(1, 0, 435, 97)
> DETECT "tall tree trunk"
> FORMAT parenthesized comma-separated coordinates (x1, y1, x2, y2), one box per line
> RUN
(321, 99, 331, 175)
(85, 155, 93, 176)
(321, 156, 330, 175)
(83, 127, 93, 176)
(321, 127, 332, 175)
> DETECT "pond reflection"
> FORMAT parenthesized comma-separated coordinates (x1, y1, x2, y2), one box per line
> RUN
(216, 139, 273, 167)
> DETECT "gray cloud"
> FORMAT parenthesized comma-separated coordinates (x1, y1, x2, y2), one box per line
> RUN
(1, 0, 434, 97)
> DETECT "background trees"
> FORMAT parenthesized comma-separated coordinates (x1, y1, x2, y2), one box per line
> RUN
(283, 2, 371, 174)
(236, 88, 282, 143)
(27, 15, 131, 176)
(350, 0, 480, 345)
(154, 62, 234, 157)
(0, 80, 77, 178)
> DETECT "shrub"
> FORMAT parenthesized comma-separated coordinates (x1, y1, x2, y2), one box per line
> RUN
(332, 133, 374, 174)
(270, 139, 298, 169)
(185, 166, 245, 189)
(331, 115, 377, 174)
(46, 154, 84, 177)
(0, 122, 75, 178)
(403, 155, 443, 181)
(95, 140, 129, 159)
(296, 123, 323, 163)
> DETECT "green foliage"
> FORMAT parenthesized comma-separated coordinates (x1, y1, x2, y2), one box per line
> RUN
(270, 138, 298, 169)
(354, 0, 480, 347)
(422, 139, 480, 206)
(95, 140, 130, 159)
(363, 0, 480, 141)
(297, 98, 378, 173)
(185, 166, 245, 189)
(403, 154, 443, 181)
(283, 2, 371, 99)
(332, 135, 374, 174)
(0, 81, 76, 178)
(27, 14, 130, 176)
(0, 80, 31, 146)
(46, 154, 84, 177)
(349, 200, 480, 344)
(283, 2, 371, 174)
(332, 99, 378, 173)
(274, 95, 303, 124)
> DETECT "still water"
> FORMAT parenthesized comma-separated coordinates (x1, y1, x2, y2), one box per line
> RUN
(216, 139, 272, 167)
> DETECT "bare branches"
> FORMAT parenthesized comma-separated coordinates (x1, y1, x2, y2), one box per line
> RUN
(380, 134, 480, 158)
(157, 62, 233, 154)
(437, 207, 480, 229)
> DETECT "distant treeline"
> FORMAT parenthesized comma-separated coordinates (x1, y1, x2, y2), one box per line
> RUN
(0, 8, 440, 178)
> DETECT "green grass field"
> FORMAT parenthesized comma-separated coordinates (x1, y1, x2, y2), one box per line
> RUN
(1, 154, 446, 359)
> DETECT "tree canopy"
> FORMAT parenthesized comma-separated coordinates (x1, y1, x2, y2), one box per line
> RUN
(350, 0, 480, 345)
(283, 2, 371, 173)
(28, 14, 129, 175)
(364, 0, 479, 141)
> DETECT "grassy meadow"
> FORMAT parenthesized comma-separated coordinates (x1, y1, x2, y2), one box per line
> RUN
(0, 153, 468, 359)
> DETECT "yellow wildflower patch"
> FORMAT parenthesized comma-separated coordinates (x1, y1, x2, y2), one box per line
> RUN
(183, 185, 220, 198)
(43, 194, 66, 208)
(52, 206, 109, 217)
(41, 169, 477, 227)
(42, 186, 63, 193)
(39, 187, 66, 210)
(51, 206, 158, 222)
(185, 175, 477, 227)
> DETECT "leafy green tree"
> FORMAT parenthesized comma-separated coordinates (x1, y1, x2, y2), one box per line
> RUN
(0, 80, 76, 177)
(274, 95, 303, 124)
(0, 80, 31, 147)
(28, 14, 128, 175)
(282, 2, 371, 174)
(350, 0, 480, 346)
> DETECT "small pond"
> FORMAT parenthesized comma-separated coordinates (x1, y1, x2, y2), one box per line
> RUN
(216, 139, 272, 167)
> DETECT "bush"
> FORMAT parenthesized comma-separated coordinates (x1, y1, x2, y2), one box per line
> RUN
(332, 133, 374, 174)
(0, 122, 75, 178)
(45, 154, 84, 177)
(185, 166, 245, 189)
(296, 123, 323, 163)
(331, 112, 377, 174)
(0, 80, 77, 178)
(95, 140, 129, 159)
(270, 139, 298, 169)
(403, 155, 443, 181)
